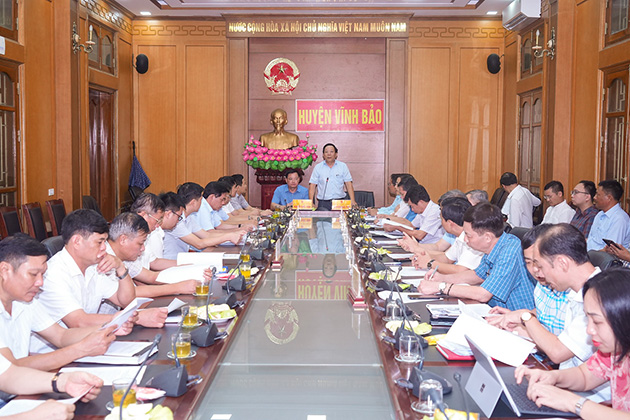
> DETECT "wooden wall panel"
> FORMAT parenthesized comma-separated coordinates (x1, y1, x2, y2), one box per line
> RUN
(137, 45, 179, 193)
(571, 0, 602, 184)
(23, 1, 56, 207)
(117, 38, 134, 206)
(457, 47, 500, 193)
(409, 20, 505, 198)
(502, 34, 518, 173)
(133, 21, 227, 194)
(185, 45, 226, 186)
(408, 47, 451, 198)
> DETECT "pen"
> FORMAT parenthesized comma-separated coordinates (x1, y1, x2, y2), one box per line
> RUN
(428, 266, 439, 281)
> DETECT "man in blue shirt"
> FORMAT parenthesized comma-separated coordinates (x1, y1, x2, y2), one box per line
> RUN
(271, 169, 309, 210)
(586, 179, 630, 251)
(308, 143, 356, 210)
(420, 203, 535, 310)
(368, 173, 403, 216)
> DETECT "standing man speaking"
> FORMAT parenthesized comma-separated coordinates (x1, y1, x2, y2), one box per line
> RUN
(309, 143, 356, 210)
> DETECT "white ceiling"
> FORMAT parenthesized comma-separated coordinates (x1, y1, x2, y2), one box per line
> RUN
(113, 0, 515, 18)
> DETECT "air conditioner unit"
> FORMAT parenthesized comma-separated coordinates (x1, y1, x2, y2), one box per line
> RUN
(502, 0, 541, 31)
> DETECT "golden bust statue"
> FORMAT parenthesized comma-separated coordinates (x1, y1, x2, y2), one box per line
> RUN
(259, 108, 299, 150)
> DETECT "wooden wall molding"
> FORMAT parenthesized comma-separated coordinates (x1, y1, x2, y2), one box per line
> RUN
(409, 24, 505, 39)
(132, 23, 226, 38)
(81, 0, 133, 34)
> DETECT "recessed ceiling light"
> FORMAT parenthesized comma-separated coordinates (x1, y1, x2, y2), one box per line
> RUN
(486, 11, 498, 15)
(140, 11, 152, 16)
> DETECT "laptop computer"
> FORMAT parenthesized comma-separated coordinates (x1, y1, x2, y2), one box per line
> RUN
(464, 334, 575, 418)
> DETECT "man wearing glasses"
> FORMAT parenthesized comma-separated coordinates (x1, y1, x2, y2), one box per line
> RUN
(130, 193, 175, 272)
(541, 181, 576, 224)
(569, 180, 599, 239)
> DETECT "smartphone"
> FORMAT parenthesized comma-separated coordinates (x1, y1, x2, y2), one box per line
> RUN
(603, 238, 622, 249)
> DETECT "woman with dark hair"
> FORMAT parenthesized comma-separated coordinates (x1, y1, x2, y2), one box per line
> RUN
(514, 267, 630, 418)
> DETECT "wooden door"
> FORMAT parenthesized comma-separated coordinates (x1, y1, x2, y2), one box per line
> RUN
(88, 89, 115, 220)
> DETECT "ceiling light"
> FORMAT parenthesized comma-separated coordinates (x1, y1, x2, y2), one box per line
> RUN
(486, 11, 498, 15)
(140, 11, 152, 16)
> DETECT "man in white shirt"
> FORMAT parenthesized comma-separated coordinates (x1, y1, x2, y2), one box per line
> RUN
(38, 209, 163, 330)
(107, 212, 197, 298)
(542, 180, 576, 224)
(130, 192, 175, 271)
(383, 184, 444, 243)
(412, 197, 483, 274)
(500, 172, 542, 228)
(0, 235, 118, 372)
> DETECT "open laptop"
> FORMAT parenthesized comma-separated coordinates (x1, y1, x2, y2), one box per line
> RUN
(464, 334, 575, 418)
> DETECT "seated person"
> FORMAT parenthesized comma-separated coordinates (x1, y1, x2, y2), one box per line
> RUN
(162, 186, 244, 260)
(587, 179, 630, 251)
(542, 180, 576, 224)
(569, 180, 599, 238)
(500, 171, 541, 228)
(270, 169, 309, 210)
(383, 184, 444, 243)
(488, 225, 604, 379)
(0, 235, 118, 372)
(231, 173, 271, 216)
(217, 176, 261, 225)
(466, 189, 489, 205)
(515, 268, 630, 417)
(130, 192, 175, 271)
(368, 173, 403, 216)
(380, 174, 418, 220)
(38, 209, 164, 330)
(0, 351, 102, 417)
(107, 212, 197, 297)
(198, 181, 257, 232)
(412, 197, 483, 274)
(419, 203, 535, 310)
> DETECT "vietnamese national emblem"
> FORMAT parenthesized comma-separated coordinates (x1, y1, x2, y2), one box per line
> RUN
(263, 58, 300, 95)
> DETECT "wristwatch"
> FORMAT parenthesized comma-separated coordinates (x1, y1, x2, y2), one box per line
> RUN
(520, 311, 535, 326)
(438, 282, 447, 294)
(427, 259, 435, 269)
(575, 396, 588, 416)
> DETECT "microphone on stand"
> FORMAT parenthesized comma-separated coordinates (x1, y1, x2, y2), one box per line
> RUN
(145, 333, 189, 397)
(318, 177, 329, 210)
(191, 267, 224, 347)
(119, 334, 162, 420)
(453, 372, 470, 420)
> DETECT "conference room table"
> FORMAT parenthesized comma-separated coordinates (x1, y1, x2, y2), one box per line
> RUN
(66, 213, 547, 419)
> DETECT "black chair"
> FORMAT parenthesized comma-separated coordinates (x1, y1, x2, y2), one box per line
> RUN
(45, 199, 67, 237)
(490, 187, 508, 209)
(41, 236, 64, 258)
(355, 191, 375, 208)
(129, 186, 144, 202)
(22, 202, 48, 241)
(508, 227, 530, 242)
(0, 206, 23, 238)
(588, 250, 623, 271)
(82, 195, 102, 216)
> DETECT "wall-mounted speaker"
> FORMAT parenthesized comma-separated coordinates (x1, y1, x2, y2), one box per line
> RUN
(487, 53, 501, 74)
(135, 54, 149, 74)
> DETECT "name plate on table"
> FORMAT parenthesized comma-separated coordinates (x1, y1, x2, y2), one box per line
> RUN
(293, 199, 313, 210)
(332, 200, 351, 210)
(298, 217, 312, 229)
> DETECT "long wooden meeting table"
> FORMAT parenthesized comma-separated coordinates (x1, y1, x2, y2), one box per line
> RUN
(64, 214, 543, 420)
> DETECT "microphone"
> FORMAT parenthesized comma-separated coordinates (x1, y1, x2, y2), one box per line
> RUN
(318, 177, 329, 210)
(425, 387, 450, 420)
(145, 333, 189, 397)
(119, 334, 162, 420)
(190, 267, 224, 347)
(454, 372, 470, 420)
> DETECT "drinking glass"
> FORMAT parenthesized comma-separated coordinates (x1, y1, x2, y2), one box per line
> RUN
(383, 300, 402, 322)
(396, 333, 421, 363)
(112, 378, 137, 408)
(411, 379, 445, 416)
(195, 278, 209, 296)
(173, 332, 192, 358)
(181, 305, 198, 327)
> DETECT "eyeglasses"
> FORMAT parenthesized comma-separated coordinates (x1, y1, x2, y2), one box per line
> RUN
(147, 213, 163, 225)
(571, 190, 589, 195)
(170, 210, 183, 222)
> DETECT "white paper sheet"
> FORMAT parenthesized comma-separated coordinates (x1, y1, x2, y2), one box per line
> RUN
(0, 391, 84, 416)
(59, 366, 146, 386)
(102, 298, 153, 332)
(377, 290, 443, 304)
(382, 219, 412, 229)
(399, 266, 429, 277)
(166, 298, 186, 314)
(156, 264, 206, 284)
(442, 313, 536, 367)
(388, 253, 414, 260)
(74, 342, 158, 365)
(176, 252, 223, 267)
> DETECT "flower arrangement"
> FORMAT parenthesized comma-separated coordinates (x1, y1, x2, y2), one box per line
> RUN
(242, 135, 318, 171)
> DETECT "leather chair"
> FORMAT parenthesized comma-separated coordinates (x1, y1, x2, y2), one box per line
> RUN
(354, 191, 375, 208)
(588, 250, 623, 271)
(41, 236, 64, 258)
(129, 186, 144, 202)
(508, 227, 530, 242)
(22, 202, 48, 241)
(45, 199, 67, 237)
(82, 195, 102, 216)
(0, 206, 23, 238)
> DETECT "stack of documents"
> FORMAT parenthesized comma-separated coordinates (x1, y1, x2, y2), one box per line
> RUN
(74, 341, 158, 365)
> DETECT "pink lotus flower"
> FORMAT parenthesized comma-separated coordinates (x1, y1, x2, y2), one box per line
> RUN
(263, 156, 269, 161)
(289, 156, 294, 161)
(260, 147, 268, 153)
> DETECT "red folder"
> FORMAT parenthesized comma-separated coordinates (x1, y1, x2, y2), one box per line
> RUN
(436, 343, 475, 361)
